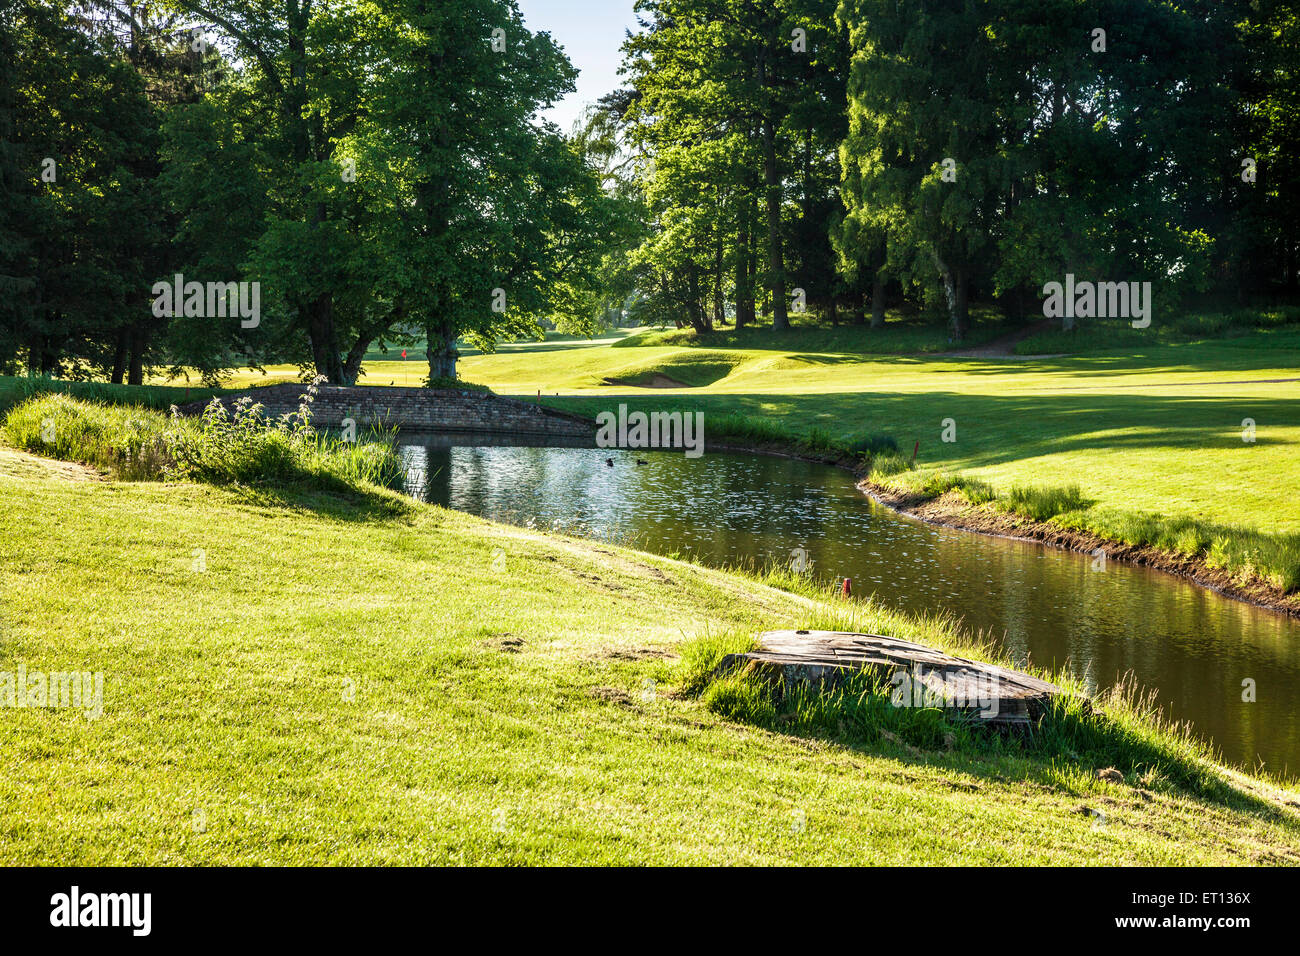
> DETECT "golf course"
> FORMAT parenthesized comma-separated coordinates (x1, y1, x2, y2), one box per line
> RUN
(3, 314, 1300, 864)
(5, 0, 1300, 878)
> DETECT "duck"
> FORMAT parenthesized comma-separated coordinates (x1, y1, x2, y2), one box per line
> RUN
(635, 459, 648, 466)
(605, 458, 614, 467)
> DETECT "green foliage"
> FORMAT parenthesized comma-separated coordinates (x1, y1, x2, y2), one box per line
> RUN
(0, 0, 165, 381)
(836, 0, 1296, 340)
(2, 0, 626, 387)
(3, 392, 173, 480)
(621, 0, 849, 333)
(2, 386, 404, 497)
(1000, 483, 1091, 522)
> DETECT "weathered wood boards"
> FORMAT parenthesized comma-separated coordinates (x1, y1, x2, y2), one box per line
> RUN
(716, 630, 1066, 725)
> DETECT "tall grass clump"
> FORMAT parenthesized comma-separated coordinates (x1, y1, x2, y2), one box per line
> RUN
(0, 373, 221, 416)
(1029, 673, 1255, 804)
(677, 627, 760, 696)
(167, 379, 405, 492)
(2, 392, 172, 479)
(999, 482, 1090, 521)
(1065, 508, 1300, 593)
(866, 449, 914, 479)
(3, 377, 405, 496)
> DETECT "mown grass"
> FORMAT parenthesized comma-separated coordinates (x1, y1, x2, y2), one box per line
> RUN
(2, 452, 1296, 863)
(613, 308, 1015, 354)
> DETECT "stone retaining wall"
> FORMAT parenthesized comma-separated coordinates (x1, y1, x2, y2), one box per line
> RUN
(177, 384, 595, 439)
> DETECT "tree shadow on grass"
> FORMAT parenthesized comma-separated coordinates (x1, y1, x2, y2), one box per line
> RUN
(222, 477, 416, 523)
(569, 390, 1298, 472)
(699, 667, 1300, 824)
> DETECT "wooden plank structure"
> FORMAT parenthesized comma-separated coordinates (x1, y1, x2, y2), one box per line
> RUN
(716, 630, 1067, 726)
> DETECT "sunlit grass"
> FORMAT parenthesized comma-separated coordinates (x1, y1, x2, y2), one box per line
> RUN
(3, 459, 1298, 864)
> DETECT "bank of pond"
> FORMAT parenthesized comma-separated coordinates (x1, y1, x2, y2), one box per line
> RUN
(397, 435, 1300, 777)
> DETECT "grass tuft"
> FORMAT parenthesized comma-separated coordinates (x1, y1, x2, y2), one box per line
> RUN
(1000, 482, 1091, 521)
(3, 390, 406, 500)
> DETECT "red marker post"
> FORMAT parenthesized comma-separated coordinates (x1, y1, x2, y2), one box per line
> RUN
(841, 578, 852, 599)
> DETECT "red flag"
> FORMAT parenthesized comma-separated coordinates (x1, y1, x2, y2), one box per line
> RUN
(401, 349, 407, 359)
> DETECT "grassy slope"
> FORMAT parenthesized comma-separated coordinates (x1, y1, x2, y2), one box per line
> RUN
(0, 377, 223, 416)
(3, 452, 1298, 864)
(454, 331, 1300, 535)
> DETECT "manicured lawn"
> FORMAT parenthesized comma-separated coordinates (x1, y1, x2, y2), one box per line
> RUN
(457, 332, 1300, 536)
(110, 320, 1300, 590)
(2, 450, 1298, 864)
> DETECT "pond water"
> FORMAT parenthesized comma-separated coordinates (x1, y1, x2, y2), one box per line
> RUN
(398, 435, 1300, 775)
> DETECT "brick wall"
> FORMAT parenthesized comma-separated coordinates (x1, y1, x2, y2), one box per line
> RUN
(177, 384, 595, 439)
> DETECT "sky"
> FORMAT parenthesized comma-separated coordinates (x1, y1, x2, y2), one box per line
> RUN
(516, 0, 642, 133)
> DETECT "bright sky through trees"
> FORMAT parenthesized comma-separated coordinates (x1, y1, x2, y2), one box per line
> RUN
(517, 0, 640, 132)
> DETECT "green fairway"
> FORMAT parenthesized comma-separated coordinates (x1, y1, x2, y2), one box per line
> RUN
(452, 330, 1300, 535)
(2, 447, 1298, 865)
(132, 322, 1300, 592)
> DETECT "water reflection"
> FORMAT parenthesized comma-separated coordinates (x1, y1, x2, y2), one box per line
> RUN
(398, 438, 1300, 775)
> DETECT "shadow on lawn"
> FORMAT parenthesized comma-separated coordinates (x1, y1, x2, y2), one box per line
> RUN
(685, 660, 1300, 822)
(543, 390, 1298, 471)
(224, 477, 415, 523)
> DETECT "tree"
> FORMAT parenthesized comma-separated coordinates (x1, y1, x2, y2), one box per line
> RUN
(838, 0, 1010, 341)
(1, 0, 162, 379)
(368, 0, 603, 381)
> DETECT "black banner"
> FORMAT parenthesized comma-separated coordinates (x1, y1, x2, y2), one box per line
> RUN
(0, 866, 1282, 942)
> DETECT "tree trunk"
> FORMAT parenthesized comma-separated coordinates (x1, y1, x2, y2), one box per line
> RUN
(713, 225, 725, 328)
(871, 274, 887, 328)
(933, 252, 968, 343)
(688, 263, 708, 333)
(425, 319, 459, 381)
(127, 323, 146, 385)
(761, 114, 788, 331)
(341, 333, 375, 386)
(952, 268, 969, 342)
(306, 294, 343, 382)
(27, 332, 44, 376)
(736, 206, 754, 328)
(851, 295, 866, 326)
(110, 329, 129, 384)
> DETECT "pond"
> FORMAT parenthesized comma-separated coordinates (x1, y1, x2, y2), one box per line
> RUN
(398, 435, 1300, 776)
